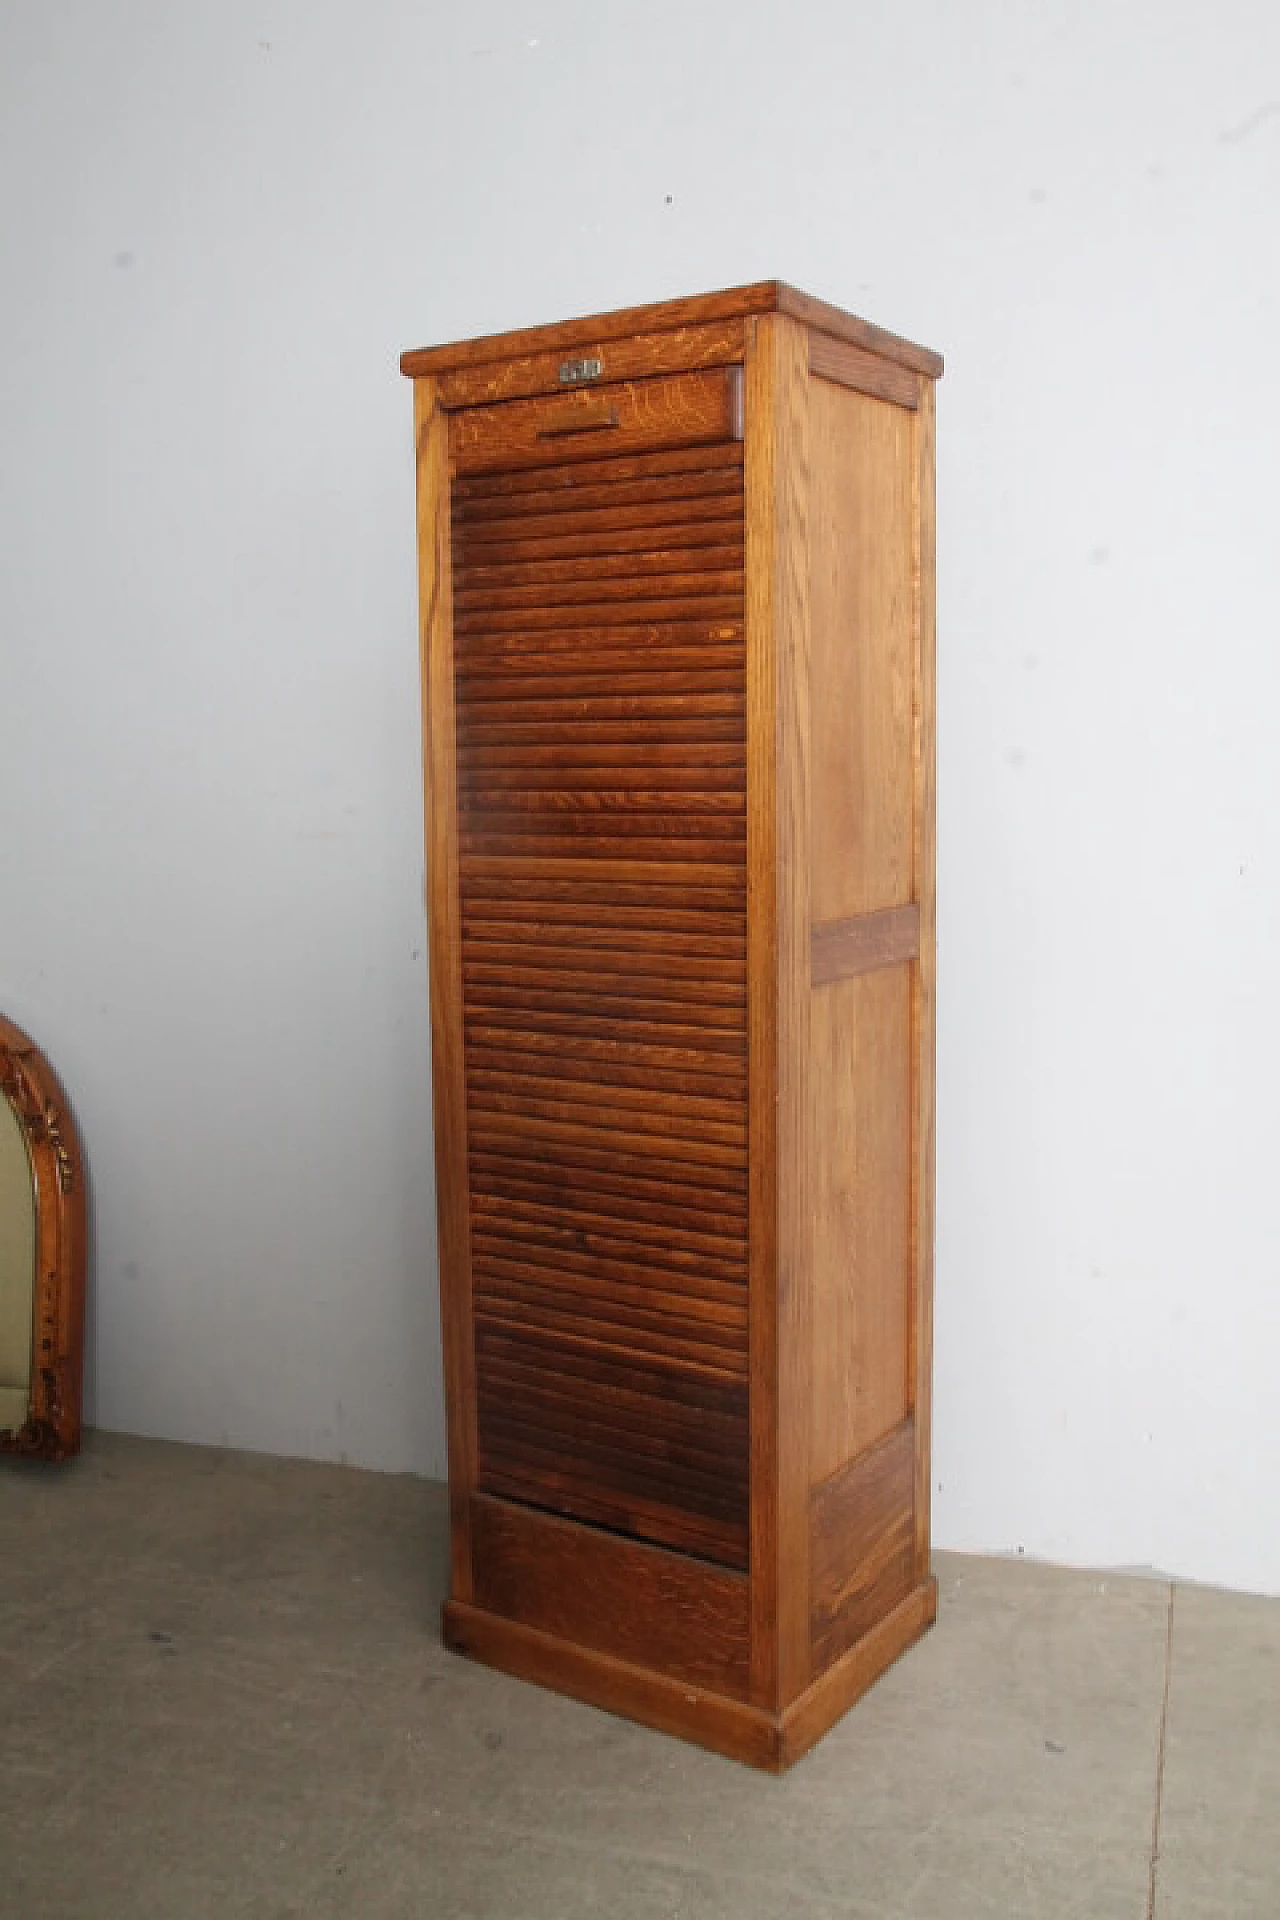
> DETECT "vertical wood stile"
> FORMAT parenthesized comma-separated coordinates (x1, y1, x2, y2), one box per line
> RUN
(749, 314, 814, 1709)
(744, 320, 779, 1706)
(908, 376, 938, 1578)
(415, 375, 479, 1602)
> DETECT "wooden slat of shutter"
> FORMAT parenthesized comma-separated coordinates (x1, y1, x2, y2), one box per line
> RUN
(452, 438, 749, 1569)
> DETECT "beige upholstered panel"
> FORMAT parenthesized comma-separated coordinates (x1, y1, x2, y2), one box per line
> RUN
(0, 1090, 35, 1428)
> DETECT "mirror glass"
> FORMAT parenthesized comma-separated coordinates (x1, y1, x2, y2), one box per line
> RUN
(0, 1090, 35, 1433)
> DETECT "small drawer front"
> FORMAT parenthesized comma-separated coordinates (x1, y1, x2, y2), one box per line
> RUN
(449, 367, 743, 474)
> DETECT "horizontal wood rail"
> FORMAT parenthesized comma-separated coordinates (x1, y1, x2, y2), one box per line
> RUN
(808, 333, 920, 410)
(810, 903, 920, 987)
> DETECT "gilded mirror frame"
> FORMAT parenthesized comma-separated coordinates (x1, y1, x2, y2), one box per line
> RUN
(0, 1014, 86, 1460)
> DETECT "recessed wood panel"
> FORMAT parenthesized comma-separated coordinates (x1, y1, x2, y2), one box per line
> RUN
(470, 1493, 750, 1698)
(808, 381, 916, 925)
(809, 1419, 916, 1671)
(809, 968, 912, 1487)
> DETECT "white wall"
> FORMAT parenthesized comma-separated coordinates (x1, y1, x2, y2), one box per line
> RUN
(2, 1, 1277, 1594)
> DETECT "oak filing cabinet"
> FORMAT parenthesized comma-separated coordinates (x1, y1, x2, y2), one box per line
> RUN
(400, 283, 941, 1769)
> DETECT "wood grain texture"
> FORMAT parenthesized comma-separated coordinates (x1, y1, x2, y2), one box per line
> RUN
(808, 379, 916, 925)
(0, 1015, 86, 1460)
(775, 285, 943, 379)
(453, 436, 751, 1570)
(764, 310, 815, 1709)
(443, 1600, 786, 1769)
(808, 970, 912, 1485)
(808, 332, 920, 410)
(743, 314, 780, 1708)
(470, 1493, 750, 1697)
(810, 904, 921, 987)
(407, 291, 941, 1764)
(449, 370, 738, 474)
(809, 1419, 916, 1670)
(474, 1326, 749, 1567)
(415, 375, 479, 1602)
(443, 1575, 937, 1771)
(778, 1576, 937, 1769)
(438, 320, 747, 408)
(452, 441, 743, 512)
(910, 377, 939, 1579)
(401, 282, 942, 382)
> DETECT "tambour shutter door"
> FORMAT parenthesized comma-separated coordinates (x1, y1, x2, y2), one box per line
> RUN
(450, 379, 749, 1568)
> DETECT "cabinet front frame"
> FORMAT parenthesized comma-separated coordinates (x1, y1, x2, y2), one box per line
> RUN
(415, 373, 480, 1606)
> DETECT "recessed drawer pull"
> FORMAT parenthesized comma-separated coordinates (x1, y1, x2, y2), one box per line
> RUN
(536, 401, 620, 438)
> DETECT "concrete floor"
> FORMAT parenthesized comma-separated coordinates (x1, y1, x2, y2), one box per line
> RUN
(0, 1434, 1275, 1919)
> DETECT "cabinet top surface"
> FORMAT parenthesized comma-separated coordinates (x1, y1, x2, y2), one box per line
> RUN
(399, 281, 943, 383)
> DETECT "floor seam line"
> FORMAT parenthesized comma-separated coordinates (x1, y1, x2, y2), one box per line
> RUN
(1147, 1580, 1175, 1920)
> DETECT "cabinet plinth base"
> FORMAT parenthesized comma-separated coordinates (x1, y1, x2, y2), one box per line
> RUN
(442, 1576, 937, 1773)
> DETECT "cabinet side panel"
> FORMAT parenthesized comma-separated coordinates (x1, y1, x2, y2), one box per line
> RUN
(804, 371, 920, 1501)
(415, 376, 478, 1602)
(910, 378, 938, 1577)
(807, 380, 915, 927)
